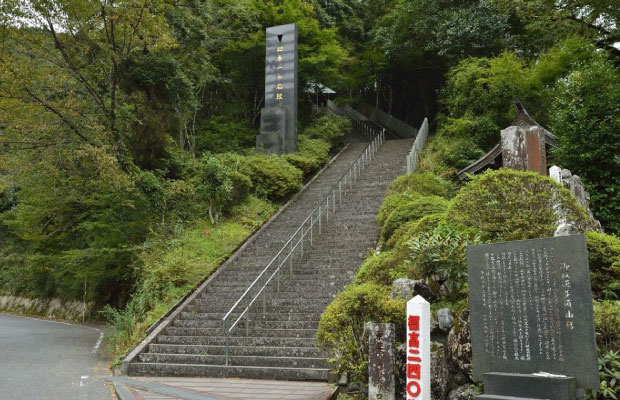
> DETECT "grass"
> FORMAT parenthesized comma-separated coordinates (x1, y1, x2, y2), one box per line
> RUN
(102, 195, 278, 367)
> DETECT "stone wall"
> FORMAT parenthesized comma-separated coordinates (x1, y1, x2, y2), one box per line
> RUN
(0, 295, 94, 321)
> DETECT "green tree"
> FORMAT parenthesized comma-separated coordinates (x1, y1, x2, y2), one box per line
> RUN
(550, 57, 620, 234)
(194, 156, 233, 225)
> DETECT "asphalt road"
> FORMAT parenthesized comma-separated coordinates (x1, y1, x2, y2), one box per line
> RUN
(0, 313, 113, 399)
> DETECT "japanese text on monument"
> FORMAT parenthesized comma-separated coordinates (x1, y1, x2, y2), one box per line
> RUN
(479, 248, 574, 363)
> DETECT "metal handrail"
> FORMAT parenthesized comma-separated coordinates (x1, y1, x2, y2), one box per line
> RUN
(406, 117, 429, 174)
(221, 127, 386, 366)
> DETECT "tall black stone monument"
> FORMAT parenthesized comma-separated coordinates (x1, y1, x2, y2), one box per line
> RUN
(256, 23, 298, 154)
(467, 235, 599, 400)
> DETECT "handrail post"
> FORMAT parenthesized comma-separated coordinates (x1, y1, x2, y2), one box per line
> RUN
(289, 241, 293, 275)
(223, 319, 229, 366)
(310, 214, 313, 245)
(326, 197, 329, 222)
(318, 206, 322, 233)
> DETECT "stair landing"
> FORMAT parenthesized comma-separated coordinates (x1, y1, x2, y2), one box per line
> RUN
(109, 376, 336, 400)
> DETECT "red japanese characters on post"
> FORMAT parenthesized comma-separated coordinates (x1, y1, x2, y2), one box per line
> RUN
(407, 315, 422, 397)
(406, 296, 430, 400)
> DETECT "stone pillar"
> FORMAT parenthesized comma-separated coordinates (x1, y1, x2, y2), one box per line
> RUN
(258, 23, 298, 154)
(501, 125, 547, 175)
(365, 323, 395, 400)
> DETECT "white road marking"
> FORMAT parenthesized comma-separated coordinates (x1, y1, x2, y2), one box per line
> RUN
(92, 331, 104, 353)
(80, 375, 89, 387)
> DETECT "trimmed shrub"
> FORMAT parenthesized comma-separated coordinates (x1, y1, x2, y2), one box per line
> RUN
(381, 196, 449, 243)
(283, 153, 318, 176)
(298, 136, 330, 165)
(354, 250, 410, 286)
(586, 232, 620, 301)
(218, 153, 303, 202)
(244, 155, 303, 201)
(448, 169, 589, 242)
(387, 173, 455, 198)
(386, 213, 447, 249)
(316, 283, 405, 383)
(284, 136, 331, 176)
(377, 193, 420, 226)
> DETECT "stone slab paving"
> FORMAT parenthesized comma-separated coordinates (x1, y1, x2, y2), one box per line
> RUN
(114, 377, 336, 400)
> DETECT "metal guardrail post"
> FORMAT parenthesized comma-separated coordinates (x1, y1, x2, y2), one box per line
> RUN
(224, 319, 229, 366)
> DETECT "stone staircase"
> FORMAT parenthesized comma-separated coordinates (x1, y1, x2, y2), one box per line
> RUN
(123, 138, 413, 380)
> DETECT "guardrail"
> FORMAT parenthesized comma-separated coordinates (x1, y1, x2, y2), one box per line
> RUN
(370, 108, 417, 139)
(326, 100, 345, 116)
(352, 119, 380, 141)
(221, 128, 386, 366)
(406, 117, 429, 174)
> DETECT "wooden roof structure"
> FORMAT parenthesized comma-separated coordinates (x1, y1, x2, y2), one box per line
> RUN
(457, 101, 559, 180)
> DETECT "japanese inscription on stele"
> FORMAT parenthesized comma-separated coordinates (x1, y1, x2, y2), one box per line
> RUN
(256, 23, 298, 155)
(467, 234, 599, 390)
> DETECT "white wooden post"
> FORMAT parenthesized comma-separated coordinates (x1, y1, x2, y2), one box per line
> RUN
(406, 295, 430, 400)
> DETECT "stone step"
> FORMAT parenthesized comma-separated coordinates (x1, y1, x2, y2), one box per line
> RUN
(156, 335, 317, 347)
(163, 327, 317, 339)
(137, 353, 328, 369)
(128, 363, 330, 381)
(172, 319, 320, 330)
(146, 344, 324, 358)
(184, 303, 331, 313)
(125, 138, 415, 380)
(178, 312, 322, 321)
(198, 292, 337, 301)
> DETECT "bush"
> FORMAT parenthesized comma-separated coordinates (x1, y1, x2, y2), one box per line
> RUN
(377, 193, 420, 226)
(385, 213, 447, 249)
(316, 283, 405, 383)
(438, 114, 500, 151)
(586, 232, 620, 300)
(380, 196, 449, 243)
(303, 113, 351, 150)
(593, 300, 620, 353)
(588, 350, 620, 400)
(218, 153, 303, 202)
(409, 225, 483, 299)
(354, 250, 409, 286)
(229, 170, 252, 206)
(386, 173, 454, 198)
(448, 169, 589, 242)
(283, 153, 318, 176)
(283, 136, 331, 176)
(194, 115, 256, 153)
(298, 136, 330, 165)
